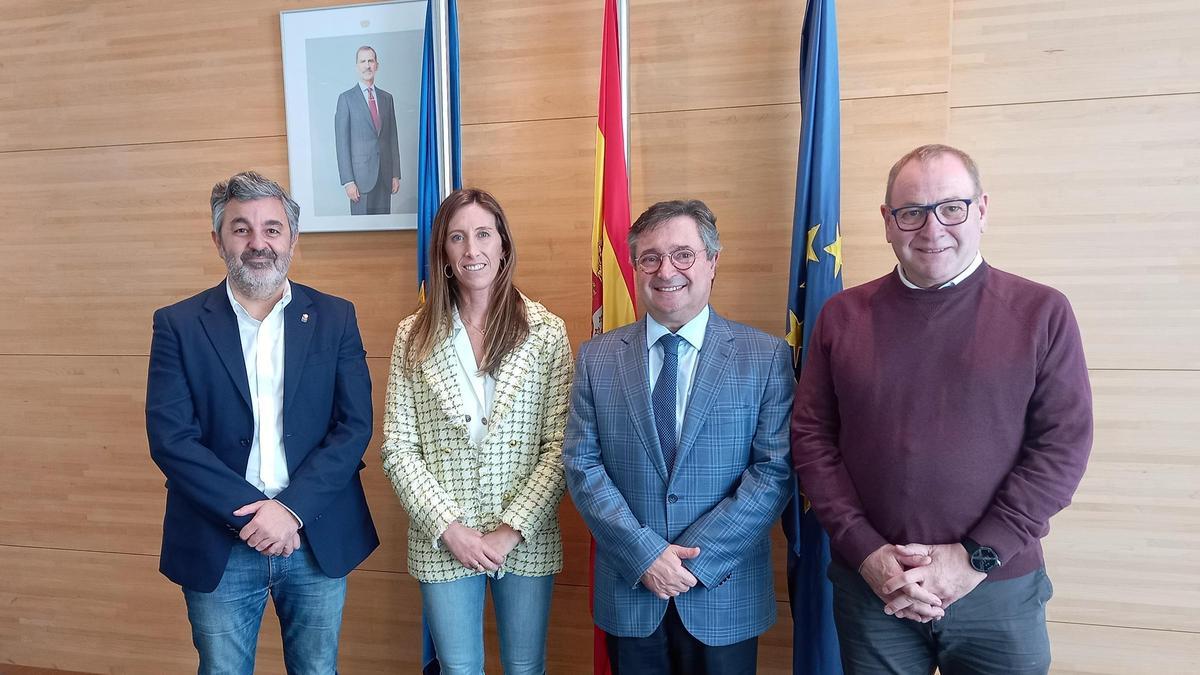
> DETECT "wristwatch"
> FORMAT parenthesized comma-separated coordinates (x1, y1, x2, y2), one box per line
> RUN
(961, 536, 1002, 573)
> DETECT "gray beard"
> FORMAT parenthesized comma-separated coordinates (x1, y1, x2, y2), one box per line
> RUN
(223, 250, 291, 301)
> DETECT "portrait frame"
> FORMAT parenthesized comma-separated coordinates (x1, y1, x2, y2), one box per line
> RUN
(280, 0, 429, 232)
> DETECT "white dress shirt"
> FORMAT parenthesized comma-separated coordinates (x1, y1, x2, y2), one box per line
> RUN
(226, 280, 292, 499)
(451, 310, 496, 446)
(897, 252, 984, 290)
(645, 306, 710, 441)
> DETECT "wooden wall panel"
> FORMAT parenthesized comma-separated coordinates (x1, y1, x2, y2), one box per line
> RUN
(0, 1, 287, 152)
(629, 0, 950, 114)
(0, 356, 162, 555)
(952, 0, 1200, 107)
(1044, 370, 1200, 633)
(459, 0, 602, 124)
(951, 94, 1200, 370)
(1048, 621, 1200, 674)
(838, 0, 950, 100)
(630, 0, 802, 113)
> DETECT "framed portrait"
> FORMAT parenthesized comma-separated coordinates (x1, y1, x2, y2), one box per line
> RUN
(281, 1, 427, 232)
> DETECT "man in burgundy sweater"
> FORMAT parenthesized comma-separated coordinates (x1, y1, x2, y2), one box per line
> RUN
(791, 144, 1093, 674)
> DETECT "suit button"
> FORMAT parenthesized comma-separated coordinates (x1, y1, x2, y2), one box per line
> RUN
(240, 439, 250, 447)
(481, 417, 488, 426)
(465, 415, 472, 423)
(667, 494, 678, 504)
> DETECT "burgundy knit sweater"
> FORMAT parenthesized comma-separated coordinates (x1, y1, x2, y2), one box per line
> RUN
(791, 263, 1093, 580)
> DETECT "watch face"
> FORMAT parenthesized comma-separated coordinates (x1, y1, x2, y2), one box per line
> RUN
(969, 546, 1000, 573)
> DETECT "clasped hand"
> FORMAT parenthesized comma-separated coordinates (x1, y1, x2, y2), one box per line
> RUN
(234, 500, 301, 558)
(441, 521, 522, 573)
(860, 543, 987, 623)
(640, 544, 701, 600)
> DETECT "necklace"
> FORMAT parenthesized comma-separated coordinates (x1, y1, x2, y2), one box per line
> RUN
(462, 316, 487, 336)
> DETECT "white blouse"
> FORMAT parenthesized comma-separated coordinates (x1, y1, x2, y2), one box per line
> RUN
(451, 310, 496, 446)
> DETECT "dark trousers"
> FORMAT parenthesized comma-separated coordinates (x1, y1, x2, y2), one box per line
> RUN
(828, 562, 1054, 675)
(349, 163, 391, 215)
(605, 600, 758, 675)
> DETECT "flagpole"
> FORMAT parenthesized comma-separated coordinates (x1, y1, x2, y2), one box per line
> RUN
(433, 0, 452, 200)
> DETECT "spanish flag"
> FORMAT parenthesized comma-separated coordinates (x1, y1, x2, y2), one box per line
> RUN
(589, 2, 634, 673)
(591, 0, 636, 335)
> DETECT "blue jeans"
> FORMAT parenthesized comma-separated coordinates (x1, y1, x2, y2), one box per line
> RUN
(420, 573, 555, 675)
(183, 542, 347, 675)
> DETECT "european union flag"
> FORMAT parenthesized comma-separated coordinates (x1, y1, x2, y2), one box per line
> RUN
(417, 0, 462, 304)
(783, 0, 843, 673)
(416, 3, 460, 672)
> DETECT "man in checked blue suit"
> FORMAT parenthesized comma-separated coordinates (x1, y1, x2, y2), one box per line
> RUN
(147, 171, 378, 673)
(565, 200, 794, 674)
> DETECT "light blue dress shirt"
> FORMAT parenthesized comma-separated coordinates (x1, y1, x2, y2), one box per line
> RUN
(645, 305, 710, 441)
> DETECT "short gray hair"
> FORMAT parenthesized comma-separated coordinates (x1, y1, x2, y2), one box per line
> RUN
(210, 171, 300, 237)
(885, 144, 983, 205)
(628, 199, 723, 260)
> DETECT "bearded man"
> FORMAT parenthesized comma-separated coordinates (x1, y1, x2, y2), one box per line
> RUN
(146, 171, 378, 674)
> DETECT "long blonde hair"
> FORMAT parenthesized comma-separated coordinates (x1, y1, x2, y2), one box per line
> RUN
(404, 188, 528, 375)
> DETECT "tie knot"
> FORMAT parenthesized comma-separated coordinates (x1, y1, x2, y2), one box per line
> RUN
(367, 87, 375, 99)
(658, 333, 684, 359)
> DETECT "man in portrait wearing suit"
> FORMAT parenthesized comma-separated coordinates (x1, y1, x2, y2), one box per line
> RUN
(564, 200, 794, 674)
(334, 44, 401, 215)
(146, 171, 379, 673)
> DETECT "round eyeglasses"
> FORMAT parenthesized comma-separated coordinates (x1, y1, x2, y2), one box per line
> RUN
(635, 248, 698, 274)
(889, 198, 974, 231)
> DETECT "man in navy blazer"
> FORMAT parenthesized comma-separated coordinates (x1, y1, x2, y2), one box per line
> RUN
(334, 45, 401, 215)
(564, 200, 794, 674)
(147, 171, 378, 674)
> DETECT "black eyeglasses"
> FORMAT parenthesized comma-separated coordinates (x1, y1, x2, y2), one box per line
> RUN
(889, 199, 974, 231)
(635, 248, 698, 274)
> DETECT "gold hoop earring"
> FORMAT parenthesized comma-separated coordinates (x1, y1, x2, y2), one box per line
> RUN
(443, 264, 454, 278)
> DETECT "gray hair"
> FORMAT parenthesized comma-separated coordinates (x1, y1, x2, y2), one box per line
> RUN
(884, 144, 983, 205)
(210, 171, 300, 237)
(628, 199, 723, 260)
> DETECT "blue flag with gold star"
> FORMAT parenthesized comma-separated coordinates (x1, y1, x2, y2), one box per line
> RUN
(783, 0, 842, 672)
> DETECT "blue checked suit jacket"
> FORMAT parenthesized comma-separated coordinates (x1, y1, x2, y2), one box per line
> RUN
(564, 310, 794, 646)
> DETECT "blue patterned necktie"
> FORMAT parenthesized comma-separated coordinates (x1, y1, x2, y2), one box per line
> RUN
(653, 333, 684, 473)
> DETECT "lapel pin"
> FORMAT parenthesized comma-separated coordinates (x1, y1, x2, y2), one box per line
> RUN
(301, 313, 309, 323)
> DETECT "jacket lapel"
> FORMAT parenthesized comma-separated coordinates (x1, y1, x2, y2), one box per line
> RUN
(420, 325, 468, 433)
(282, 285, 315, 415)
(675, 311, 735, 473)
(617, 320, 669, 483)
(489, 317, 535, 430)
(200, 282, 252, 411)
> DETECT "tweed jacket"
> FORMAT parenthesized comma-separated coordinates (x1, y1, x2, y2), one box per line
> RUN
(563, 310, 794, 646)
(381, 296, 572, 582)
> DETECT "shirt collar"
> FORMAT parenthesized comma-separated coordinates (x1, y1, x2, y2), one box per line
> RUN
(225, 279, 292, 321)
(358, 82, 374, 94)
(645, 305, 710, 352)
(896, 252, 983, 290)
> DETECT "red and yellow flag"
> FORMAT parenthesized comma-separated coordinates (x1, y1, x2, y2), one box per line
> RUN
(591, 0, 636, 335)
(589, 2, 634, 674)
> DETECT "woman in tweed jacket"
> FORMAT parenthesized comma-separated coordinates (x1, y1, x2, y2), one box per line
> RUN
(381, 188, 572, 674)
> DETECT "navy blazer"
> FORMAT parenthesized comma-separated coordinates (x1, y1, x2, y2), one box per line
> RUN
(564, 311, 794, 646)
(147, 281, 378, 592)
